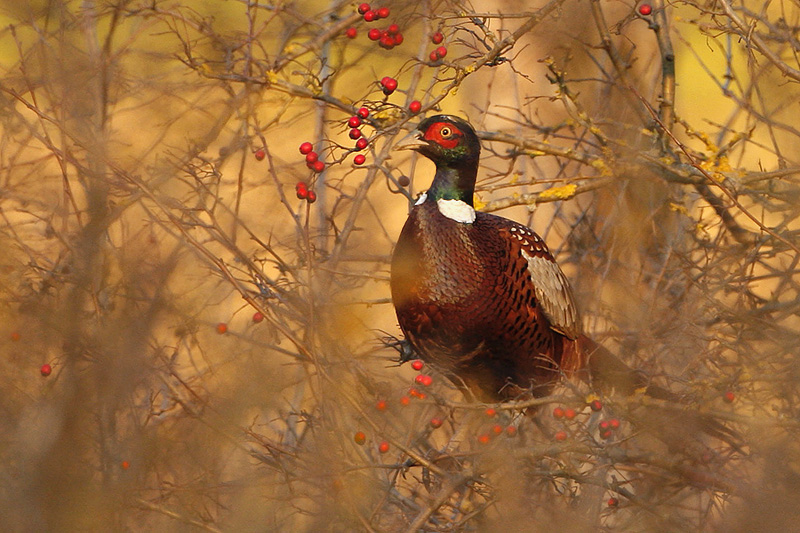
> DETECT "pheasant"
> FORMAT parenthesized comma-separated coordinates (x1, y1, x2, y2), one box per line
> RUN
(390, 115, 691, 405)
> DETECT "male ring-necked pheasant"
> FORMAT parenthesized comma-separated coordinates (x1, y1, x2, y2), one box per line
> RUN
(390, 115, 679, 404)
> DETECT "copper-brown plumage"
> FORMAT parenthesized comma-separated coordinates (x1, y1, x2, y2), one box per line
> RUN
(392, 199, 583, 401)
(391, 115, 587, 401)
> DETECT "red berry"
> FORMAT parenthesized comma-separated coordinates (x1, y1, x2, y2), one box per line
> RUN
(379, 35, 394, 49)
(411, 359, 424, 371)
(393, 33, 403, 45)
(348, 116, 361, 128)
(216, 323, 228, 334)
(432, 32, 444, 44)
(608, 497, 619, 507)
(355, 138, 369, 150)
(296, 181, 308, 199)
(381, 77, 398, 92)
(430, 417, 443, 428)
(590, 399, 603, 412)
(429, 50, 439, 62)
(408, 387, 420, 398)
(553, 407, 565, 419)
(376, 399, 387, 411)
(354, 431, 366, 445)
(609, 418, 620, 429)
(419, 374, 433, 386)
(312, 160, 325, 173)
(357, 3, 370, 14)
(368, 28, 381, 40)
(477, 433, 491, 445)
(408, 100, 421, 114)
(505, 425, 518, 437)
(398, 175, 410, 187)
(436, 46, 447, 58)
(378, 441, 390, 453)
(376, 6, 389, 18)
(307, 190, 317, 203)
(399, 395, 410, 406)
(554, 430, 568, 441)
(10, 332, 20, 341)
(299, 142, 313, 154)
(485, 408, 497, 418)
(349, 128, 362, 139)
(121, 460, 130, 470)
(254, 149, 265, 161)
(353, 154, 366, 165)
(417, 392, 427, 400)
(305, 151, 318, 164)
(356, 107, 369, 118)
(492, 424, 503, 435)
(387, 24, 399, 35)
(601, 429, 613, 439)
(638, 3, 652, 15)
(345, 27, 357, 39)
(40, 364, 52, 377)
(599, 420, 610, 431)
(723, 391, 735, 403)
(252, 311, 264, 323)
(565, 408, 577, 420)
(363, 10, 377, 22)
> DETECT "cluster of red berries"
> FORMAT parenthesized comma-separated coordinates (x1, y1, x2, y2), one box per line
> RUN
(428, 32, 448, 62)
(348, 107, 371, 165)
(477, 427, 516, 444)
(353, 431, 390, 454)
(295, 181, 317, 203)
(299, 141, 325, 174)
(553, 401, 620, 441)
(358, 3, 390, 20)
(552, 406, 578, 420)
(380, 76, 398, 96)
(369, 24, 403, 50)
(474, 407, 517, 444)
(407, 387, 426, 401)
(414, 373, 433, 387)
(344, 4, 404, 50)
(598, 417, 621, 440)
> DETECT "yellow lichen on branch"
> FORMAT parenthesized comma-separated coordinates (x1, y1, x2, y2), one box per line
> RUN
(538, 183, 577, 201)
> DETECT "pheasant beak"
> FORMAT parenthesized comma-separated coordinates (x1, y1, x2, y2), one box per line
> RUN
(394, 130, 427, 152)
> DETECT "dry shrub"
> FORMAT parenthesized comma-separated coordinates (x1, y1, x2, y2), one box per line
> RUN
(0, 0, 798, 530)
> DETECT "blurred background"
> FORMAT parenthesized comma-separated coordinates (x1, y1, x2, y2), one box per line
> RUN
(0, 0, 798, 530)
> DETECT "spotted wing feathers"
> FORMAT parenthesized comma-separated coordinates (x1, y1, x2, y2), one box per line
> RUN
(505, 224, 581, 339)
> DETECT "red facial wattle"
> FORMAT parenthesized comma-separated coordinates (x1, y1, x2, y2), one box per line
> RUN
(423, 122, 462, 149)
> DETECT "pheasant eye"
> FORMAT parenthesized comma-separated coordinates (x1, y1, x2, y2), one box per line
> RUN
(440, 126, 451, 137)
